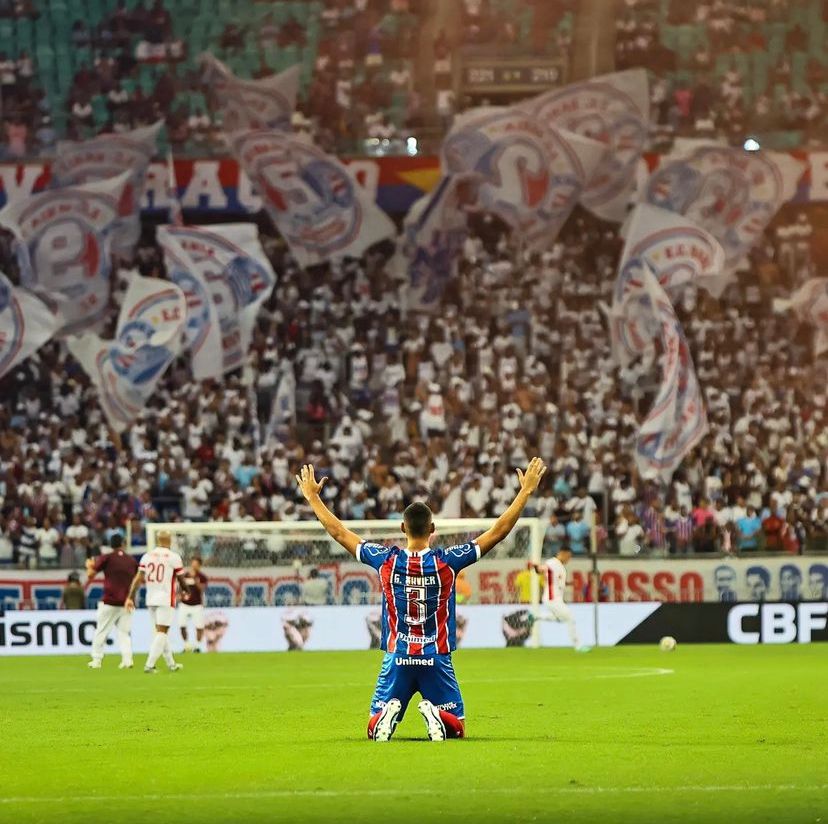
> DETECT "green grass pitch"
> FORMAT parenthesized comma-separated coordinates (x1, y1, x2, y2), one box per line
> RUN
(0, 645, 825, 823)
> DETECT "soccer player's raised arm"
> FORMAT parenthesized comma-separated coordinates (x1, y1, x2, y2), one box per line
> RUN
(296, 464, 362, 557)
(476, 458, 547, 557)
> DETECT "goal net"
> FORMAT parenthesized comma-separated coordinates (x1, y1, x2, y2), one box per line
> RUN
(145, 518, 544, 607)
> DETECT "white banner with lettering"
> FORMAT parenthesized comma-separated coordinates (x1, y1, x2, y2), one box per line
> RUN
(0, 604, 659, 655)
(2, 557, 825, 610)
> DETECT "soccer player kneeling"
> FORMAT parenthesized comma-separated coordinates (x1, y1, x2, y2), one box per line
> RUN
(297, 457, 547, 742)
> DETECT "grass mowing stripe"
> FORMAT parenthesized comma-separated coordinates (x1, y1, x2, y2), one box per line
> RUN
(2, 784, 827, 804)
(3, 666, 675, 693)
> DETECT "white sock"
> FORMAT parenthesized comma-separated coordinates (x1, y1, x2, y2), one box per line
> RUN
(163, 635, 176, 668)
(118, 630, 133, 666)
(567, 618, 581, 648)
(146, 633, 167, 668)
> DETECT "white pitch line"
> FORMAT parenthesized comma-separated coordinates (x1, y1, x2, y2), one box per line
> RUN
(1, 784, 826, 805)
(1, 667, 674, 694)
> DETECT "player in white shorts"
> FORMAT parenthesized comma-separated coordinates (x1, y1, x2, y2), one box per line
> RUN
(125, 530, 191, 673)
(178, 556, 207, 653)
(532, 546, 589, 651)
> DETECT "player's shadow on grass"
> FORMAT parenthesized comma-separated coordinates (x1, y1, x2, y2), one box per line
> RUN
(335, 735, 546, 743)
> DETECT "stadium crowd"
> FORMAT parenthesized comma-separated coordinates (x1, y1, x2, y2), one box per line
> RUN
(0, 203, 826, 569)
(618, 0, 828, 149)
(0, 0, 432, 158)
(7, 0, 828, 159)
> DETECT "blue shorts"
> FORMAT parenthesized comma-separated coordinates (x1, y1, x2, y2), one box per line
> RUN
(370, 653, 465, 720)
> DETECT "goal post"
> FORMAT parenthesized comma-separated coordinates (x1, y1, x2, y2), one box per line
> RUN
(146, 517, 545, 608)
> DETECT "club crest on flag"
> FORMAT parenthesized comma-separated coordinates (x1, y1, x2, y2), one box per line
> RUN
(611, 205, 725, 365)
(0, 272, 60, 379)
(441, 108, 605, 249)
(0, 173, 130, 336)
(52, 123, 162, 256)
(230, 130, 394, 268)
(158, 224, 276, 379)
(524, 69, 649, 222)
(644, 144, 804, 268)
(68, 274, 186, 431)
(615, 205, 726, 302)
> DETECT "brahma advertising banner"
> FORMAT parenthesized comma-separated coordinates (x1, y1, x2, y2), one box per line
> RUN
(1, 557, 826, 610)
(2, 151, 828, 217)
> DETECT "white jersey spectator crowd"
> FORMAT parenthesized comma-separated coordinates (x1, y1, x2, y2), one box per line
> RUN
(0, 205, 826, 569)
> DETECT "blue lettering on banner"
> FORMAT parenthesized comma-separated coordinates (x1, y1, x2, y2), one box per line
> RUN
(85, 583, 104, 609)
(31, 586, 63, 610)
(272, 582, 301, 606)
(205, 583, 234, 608)
(240, 584, 268, 607)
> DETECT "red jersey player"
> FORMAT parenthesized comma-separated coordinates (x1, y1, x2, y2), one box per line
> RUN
(85, 534, 138, 669)
(178, 556, 208, 653)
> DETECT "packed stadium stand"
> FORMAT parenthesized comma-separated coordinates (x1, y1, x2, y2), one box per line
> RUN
(1, 205, 826, 570)
(618, 0, 828, 149)
(0, 0, 432, 156)
(0, 0, 826, 573)
(5, 0, 827, 157)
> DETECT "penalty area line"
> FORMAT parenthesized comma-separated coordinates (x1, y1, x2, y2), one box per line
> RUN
(2, 784, 826, 805)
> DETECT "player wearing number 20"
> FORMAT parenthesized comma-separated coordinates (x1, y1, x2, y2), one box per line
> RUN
(125, 530, 191, 674)
(296, 457, 547, 742)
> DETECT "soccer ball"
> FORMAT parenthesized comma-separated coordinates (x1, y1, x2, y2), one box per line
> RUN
(659, 636, 677, 652)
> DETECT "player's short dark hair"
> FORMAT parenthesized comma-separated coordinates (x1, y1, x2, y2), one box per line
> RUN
(558, 545, 573, 555)
(746, 565, 770, 586)
(780, 563, 801, 581)
(110, 533, 123, 549)
(403, 502, 433, 538)
(192, 555, 202, 564)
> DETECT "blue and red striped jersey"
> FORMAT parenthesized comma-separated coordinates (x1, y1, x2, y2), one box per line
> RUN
(357, 541, 481, 654)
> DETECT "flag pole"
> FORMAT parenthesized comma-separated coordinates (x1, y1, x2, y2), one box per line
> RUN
(166, 148, 183, 226)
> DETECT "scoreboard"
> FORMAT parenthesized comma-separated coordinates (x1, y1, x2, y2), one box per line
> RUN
(460, 58, 567, 94)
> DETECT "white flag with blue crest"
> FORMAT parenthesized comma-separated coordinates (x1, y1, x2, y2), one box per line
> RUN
(441, 106, 606, 251)
(158, 223, 276, 379)
(52, 122, 162, 255)
(0, 272, 60, 379)
(396, 172, 480, 312)
(230, 129, 395, 268)
(643, 140, 804, 271)
(523, 69, 649, 222)
(0, 172, 131, 336)
(67, 274, 186, 432)
(611, 204, 725, 365)
(634, 265, 708, 482)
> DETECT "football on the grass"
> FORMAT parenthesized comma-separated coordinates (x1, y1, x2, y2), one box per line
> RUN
(659, 636, 677, 651)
